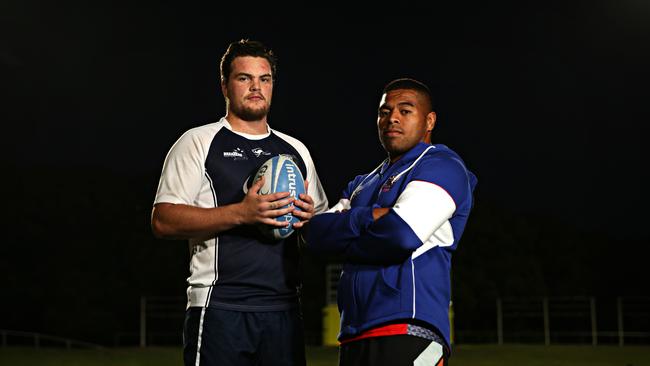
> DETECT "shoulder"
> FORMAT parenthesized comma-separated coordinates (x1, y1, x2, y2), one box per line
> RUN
(270, 128, 314, 162)
(173, 121, 223, 147)
(417, 145, 469, 174)
(350, 173, 369, 187)
(410, 145, 476, 199)
(180, 121, 223, 140)
(341, 173, 371, 198)
(165, 121, 225, 160)
(271, 129, 309, 151)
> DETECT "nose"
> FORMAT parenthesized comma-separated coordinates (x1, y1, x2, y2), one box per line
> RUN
(250, 78, 261, 91)
(378, 110, 400, 129)
(388, 110, 401, 124)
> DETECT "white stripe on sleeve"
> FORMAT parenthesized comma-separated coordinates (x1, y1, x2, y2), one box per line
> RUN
(326, 198, 351, 213)
(392, 180, 456, 245)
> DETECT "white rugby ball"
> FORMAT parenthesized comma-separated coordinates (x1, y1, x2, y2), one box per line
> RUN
(253, 154, 306, 240)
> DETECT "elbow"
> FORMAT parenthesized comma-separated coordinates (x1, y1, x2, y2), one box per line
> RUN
(304, 232, 329, 253)
(151, 206, 177, 239)
(305, 228, 343, 256)
(383, 236, 422, 259)
(151, 217, 172, 239)
(306, 240, 336, 255)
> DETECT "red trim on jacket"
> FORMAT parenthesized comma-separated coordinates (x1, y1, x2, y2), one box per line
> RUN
(339, 324, 409, 344)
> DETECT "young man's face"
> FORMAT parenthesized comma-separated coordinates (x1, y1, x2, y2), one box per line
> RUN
(221, 56, 274, 122)
(377, 89, 436, 161)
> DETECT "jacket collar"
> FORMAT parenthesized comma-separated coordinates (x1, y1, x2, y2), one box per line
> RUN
(379, 142, 433, 176)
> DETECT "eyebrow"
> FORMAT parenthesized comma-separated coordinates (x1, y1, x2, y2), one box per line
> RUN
(379, 101, 416, 110)
(233, 72, 273, 79)
(397, 101, 415, 108)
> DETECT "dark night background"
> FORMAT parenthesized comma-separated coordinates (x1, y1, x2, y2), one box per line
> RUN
(2, 2, 649, 345)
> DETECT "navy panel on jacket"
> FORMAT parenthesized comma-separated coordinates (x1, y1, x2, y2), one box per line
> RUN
(206, 128, 307, 310)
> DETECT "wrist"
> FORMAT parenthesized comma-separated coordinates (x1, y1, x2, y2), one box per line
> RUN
(227, 202, 245, 226)
(372, 207, 390, 221)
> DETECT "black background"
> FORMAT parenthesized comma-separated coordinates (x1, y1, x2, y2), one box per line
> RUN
(2, 2, 649, 344)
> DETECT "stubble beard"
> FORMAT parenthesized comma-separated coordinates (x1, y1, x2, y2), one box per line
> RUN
(380, 133, 401, 155)
(232, 103, 270, 122)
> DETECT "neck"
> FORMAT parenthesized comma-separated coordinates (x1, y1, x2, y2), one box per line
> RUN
(388, 153, 403, 164)
(388, 140, 428, 163)
(225, 112, 269, 135)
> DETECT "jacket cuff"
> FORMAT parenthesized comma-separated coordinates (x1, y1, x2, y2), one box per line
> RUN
(348, 206, 374, 235)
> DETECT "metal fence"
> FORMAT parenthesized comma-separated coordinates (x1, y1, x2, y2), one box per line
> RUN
(131, 289, 650, 347)
(457, 296, 650, 345)
(0, 329, 103, 349)
(133, 295, 185, 347)
(323, 265, 650, 346)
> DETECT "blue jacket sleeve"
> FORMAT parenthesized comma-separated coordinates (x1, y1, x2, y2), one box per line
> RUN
(307, 207, 374, 255)
(308, 207, 422, 264)
(308, 152, 474, 265)
(345, 209, 424, 264)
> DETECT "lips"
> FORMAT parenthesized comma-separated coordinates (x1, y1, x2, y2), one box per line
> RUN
(247, 94, 265, 101)
(383, 129, 402, 136)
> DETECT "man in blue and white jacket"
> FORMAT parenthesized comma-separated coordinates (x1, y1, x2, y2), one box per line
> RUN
(308, 78, 477, 366)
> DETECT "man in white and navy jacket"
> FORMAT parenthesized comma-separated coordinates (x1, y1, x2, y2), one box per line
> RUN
(308, 78, 477, 366)
(152, 40, 328, 366)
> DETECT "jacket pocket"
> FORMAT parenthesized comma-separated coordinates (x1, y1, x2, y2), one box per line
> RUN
(355, 265, 402, 322)
(337, 268, 357, 323)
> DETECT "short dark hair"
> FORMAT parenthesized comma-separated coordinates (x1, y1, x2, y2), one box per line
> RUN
(220, 39, 277, 82)
(383, 78, 435, 112)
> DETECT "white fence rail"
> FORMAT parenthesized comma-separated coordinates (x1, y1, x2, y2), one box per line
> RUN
(132, 292, 650, 347)
(137, 295, 185, 347)
(0, 329, 104, 349)
(493, 296, 650, 345)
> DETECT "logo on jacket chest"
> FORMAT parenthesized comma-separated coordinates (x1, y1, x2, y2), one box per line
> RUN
(381, 175, 399, 192)
(223, 147, 248, 160)
(251, 147, 271, 158)
(223, 147, 273, 160)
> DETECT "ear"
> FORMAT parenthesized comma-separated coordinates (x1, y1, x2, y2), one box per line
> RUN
(426, 111, 437, 132)
(220, 78, 227, 96)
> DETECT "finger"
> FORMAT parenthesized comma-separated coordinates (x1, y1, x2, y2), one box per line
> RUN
(297, 193, 313, 205)
(292, 209, 313, 220)
(292, 212, 313, 228)
(304, 179, 310, 193)
(250, 175, 265, 194)
(292, 199, 312, 212)
(262, 191, 291, 201)
(267, 197, 294, 211)
(264, 206, 295, 218)
(293, 221, 305, 228)
(260, 218, 291, 227)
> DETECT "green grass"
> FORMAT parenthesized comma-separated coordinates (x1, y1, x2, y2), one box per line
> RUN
(0, 347, 183, 366)
(452, 345, 650, 366)
(0, 345, 648, 365)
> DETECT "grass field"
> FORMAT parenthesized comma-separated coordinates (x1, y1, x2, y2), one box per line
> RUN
(0, 345, 649, 365)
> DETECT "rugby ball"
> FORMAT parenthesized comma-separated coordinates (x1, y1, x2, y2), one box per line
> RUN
(253, 154, 306, 240)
